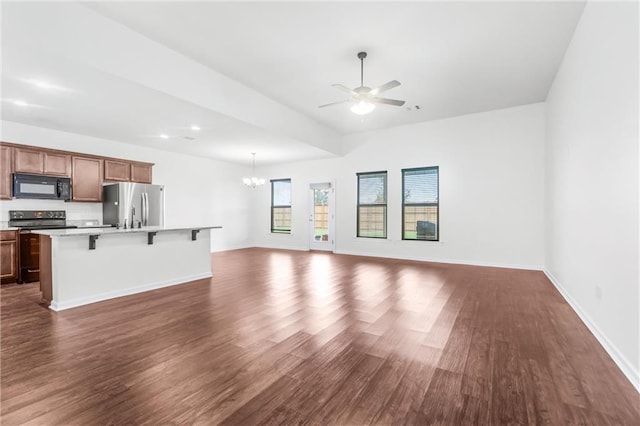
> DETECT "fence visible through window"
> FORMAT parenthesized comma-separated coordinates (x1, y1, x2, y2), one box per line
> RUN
(358, 206, 386, 238)
(403, 205, 438, 239)
(272, 207, 291, 233)
(314, 204, 329, 240)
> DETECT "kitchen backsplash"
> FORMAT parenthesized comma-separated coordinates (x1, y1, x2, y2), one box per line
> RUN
(0, 199, 103, 222)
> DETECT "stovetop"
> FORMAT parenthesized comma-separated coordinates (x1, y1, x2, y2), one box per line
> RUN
(17, 224, 78, 231)
(8, 210, 76, 230)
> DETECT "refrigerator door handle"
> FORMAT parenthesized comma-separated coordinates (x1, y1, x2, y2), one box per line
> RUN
(144, 192, 149, 226)
(141, 192, 146, 227)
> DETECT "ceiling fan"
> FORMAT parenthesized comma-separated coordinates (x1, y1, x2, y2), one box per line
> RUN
(319, 51, 405, 115)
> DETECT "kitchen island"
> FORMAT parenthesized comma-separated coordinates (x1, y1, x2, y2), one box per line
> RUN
(33, 226, 222, 311)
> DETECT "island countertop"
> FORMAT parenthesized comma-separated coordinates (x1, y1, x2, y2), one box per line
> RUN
(32, 225, 222, 237)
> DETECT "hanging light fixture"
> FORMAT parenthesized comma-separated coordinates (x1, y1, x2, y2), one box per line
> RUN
(243, 152, 266, 188)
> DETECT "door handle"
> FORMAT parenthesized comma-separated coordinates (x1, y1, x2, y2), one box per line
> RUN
(143, 192, 149, 226)
(140, 193, 145, 227)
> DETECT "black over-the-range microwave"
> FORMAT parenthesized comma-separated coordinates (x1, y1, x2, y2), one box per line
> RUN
(12, 173, 72, 201)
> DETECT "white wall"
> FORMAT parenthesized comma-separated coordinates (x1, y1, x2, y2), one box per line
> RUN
(249, 157, 343, 251)
(0, 121, 253, 251)
(545, 1, 639, 389)
(252, 103, 546, 269)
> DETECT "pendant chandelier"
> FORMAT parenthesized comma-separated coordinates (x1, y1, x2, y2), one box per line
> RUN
(243, 152, 266, 188)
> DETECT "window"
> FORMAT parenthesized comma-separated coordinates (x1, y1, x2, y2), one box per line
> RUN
(402, 166, 439, 241)
(271, 179, 291, 233)
(357, 171, 387, 238)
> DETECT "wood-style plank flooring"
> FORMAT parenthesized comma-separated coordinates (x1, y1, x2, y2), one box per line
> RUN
(1, 248, 638, 424)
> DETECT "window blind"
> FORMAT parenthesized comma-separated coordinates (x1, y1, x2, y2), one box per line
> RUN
(402, 166, 439, 241)
(271, 179, 291, 233)
(357, 171, 387, 238)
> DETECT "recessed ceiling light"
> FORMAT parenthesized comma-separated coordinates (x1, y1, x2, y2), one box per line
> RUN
(159, 134, 169, 139)
(191, 125, 200, 131)
(13, 100, 29, 107)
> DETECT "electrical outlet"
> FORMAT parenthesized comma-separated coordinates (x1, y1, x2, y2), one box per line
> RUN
(595, 285, 602, 300)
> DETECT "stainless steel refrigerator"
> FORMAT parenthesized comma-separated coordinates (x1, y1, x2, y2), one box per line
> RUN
(102, 183, 165, 228)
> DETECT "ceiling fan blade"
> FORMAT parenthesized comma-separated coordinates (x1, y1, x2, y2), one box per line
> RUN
(332, 84, 357, 96)
(370, 80, 401, 95)
(318, 99, 353, 108)
(371, 97, 405, 106)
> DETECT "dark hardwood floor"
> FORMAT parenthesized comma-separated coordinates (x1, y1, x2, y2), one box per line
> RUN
(1, 248, 638, 425)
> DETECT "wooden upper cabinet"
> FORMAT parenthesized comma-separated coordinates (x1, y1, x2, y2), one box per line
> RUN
(131, 163, 152, 184)
(1, 143, 153, 195)
(71, 156, 103, 202)
(0, 146, 12, 200)
(13, 147, 44, 174)
(14, 147, 70, 177)
(43, 152, 71, 177)
(104, 159, 131, 182)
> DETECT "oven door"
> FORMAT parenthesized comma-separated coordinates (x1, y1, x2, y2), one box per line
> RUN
(13, 173, 71, 200)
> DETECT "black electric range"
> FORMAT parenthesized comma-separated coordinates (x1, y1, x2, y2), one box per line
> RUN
(8, 210, 77, 283)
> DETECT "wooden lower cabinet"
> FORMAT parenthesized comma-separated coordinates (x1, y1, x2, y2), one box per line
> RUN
(0, 146, 12, 200)
(1, 231, 18, 284)
(72, 156, 103, 202)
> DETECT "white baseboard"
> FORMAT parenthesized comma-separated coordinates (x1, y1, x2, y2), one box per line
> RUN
(253, 243, 309, 252)
(210, 243, 253, 253)
(544, 270, 640, 393)
(231, 245, 541, 270)
(334, 249, 543, 271)
(49, 272, 212, 311)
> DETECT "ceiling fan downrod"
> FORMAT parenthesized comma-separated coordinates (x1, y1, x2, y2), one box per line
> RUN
(357, 51, 367, 87)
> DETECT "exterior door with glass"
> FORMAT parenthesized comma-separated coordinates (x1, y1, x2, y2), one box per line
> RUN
(309, 183, 334, 251)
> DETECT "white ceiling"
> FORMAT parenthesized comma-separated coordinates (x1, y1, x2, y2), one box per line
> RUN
(1, 1, 585, 165)
(1, 41, 332, 165)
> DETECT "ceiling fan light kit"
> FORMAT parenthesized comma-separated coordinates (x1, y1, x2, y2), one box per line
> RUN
(350, 100, 375, 115)
(319, 51, 405, 115)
